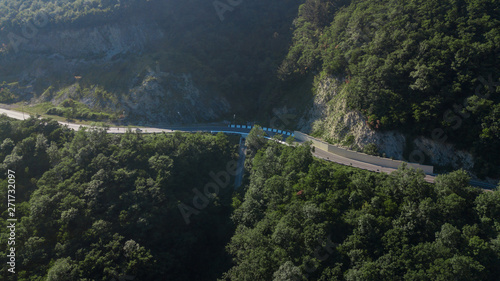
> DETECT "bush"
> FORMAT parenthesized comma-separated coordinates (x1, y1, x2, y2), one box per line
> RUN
(0, 87, 15, 103)
(342, 135, 355, 146)
(363, 143, 379, 156)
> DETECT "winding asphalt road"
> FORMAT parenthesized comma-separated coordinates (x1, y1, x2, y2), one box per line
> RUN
(1, 107, 496, 189)
(312, 146, 437, 183)
(0, 108, 250, 134)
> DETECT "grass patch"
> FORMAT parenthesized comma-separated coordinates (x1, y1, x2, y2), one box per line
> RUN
(11, 100, 119, 126)
(45, 99, 117, 121)
(342, 135, 355, 146)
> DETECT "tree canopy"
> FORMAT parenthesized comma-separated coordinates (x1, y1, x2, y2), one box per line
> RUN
(280, 0, 500, 176)
(0, 114, 499, 280)
(221, 139, 500, 280)
(0, 115, 239, 280)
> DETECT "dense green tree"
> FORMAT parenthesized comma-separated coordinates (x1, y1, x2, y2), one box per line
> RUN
(0, 116, 239, 280)
(246, 125, 267, 151)
(222, 140, 500, 280)
(281, 0, 500, 176)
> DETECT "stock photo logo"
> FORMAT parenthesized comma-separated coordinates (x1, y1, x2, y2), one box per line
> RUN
(270, 106, 297, 129)
(178, 159, 242, 224)
(213, 0, 243, 21)
(5, 10, 49, 53)
(111, 274, 135, 281)
(408, 74, 500, 165)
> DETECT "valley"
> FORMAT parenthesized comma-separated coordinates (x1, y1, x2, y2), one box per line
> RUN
(0, 0, 499, 280)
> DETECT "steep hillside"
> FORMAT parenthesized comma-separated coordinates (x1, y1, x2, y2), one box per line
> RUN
(0, 0, 303, 123)
(1, 0, 498, 176)
(222, 135, 500, 280)
(281, 0, 500, 177)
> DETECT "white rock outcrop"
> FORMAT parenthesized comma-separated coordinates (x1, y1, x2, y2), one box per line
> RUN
(299, 76, 475, 170)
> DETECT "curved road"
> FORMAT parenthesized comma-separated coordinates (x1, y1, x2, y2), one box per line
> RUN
(312, 146, 436, 183)
(0, 108, 249, 135)
(0, 107, 432, 182)
(1, 108, 496, 189)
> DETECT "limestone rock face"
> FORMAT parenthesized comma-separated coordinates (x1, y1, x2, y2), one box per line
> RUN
(0, 20, 230, 124)
(299, 75, 474, 170)
(124, 70, 230, 124)
(16, 22, 163, 58)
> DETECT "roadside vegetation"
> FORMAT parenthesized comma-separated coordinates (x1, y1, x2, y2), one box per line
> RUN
(222, 128, 500, 280)
(280, 0, 500, 177)
(0, 116, 239, 280)
(0, 117, 498, 280)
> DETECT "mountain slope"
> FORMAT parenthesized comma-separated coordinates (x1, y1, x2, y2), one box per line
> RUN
(0, 0, 303, 123)
(281, 0, 500, 177)
(0, 0, 498, 176)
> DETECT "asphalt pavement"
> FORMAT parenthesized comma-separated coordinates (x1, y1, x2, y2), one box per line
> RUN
(1, 107, 497, 189)
(312, 146, 436, 183)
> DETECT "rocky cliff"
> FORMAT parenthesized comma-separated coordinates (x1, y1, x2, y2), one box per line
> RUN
(299, 75, 475, 173)
(0, 19, 230, 124)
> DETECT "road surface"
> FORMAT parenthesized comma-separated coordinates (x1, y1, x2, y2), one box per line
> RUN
(1, 107, 496, 189)
(312, 146, 436, 183)
(0, 108, 27, 120)
(0, 108, 246, 135)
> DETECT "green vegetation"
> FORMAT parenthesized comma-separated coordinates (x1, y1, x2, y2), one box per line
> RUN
(0, 0, 143, 31)
(0, 116, 239, 280)
(0, 2, 498, 280)
(362, 142, 379, 156)
(26, 84, 121, 122)
(246, 125, 267, 151)
(341, 134, 355, 147)
(281, 0, 500, 176)
(45, 98, 116, 121)
(0, 1, 498, 174)
(0, 82, 21, 103)
(0, 116, 499, 280)
(222, 139, 500, 280)
(0, 88, 14, 103)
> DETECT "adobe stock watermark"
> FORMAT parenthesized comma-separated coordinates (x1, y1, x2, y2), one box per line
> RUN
(6, 10, 50, 53)
(297, 235, 338, 280)
(213, 0, 243, 21)
(408, 74, 500, 164)
(178, 159, 242, 224)
(269, 106, 296, 129)
(145, 62, 169, 83)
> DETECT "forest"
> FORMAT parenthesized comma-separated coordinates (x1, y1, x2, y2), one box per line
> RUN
(0, 0, 499, 279)
(223, 133, 500, 280)
(280, 0, 500, 176)
(0, 115, 239, 280)
(0, 117, 499, 280)
(0, 0, 142, 30)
